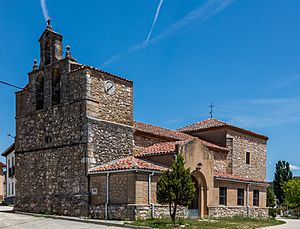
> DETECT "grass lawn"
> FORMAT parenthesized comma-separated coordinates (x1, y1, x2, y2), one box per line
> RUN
(129, 216, 285, 229)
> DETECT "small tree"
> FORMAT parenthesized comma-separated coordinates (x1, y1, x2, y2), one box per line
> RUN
(273, 161, 293, 205)
(283, 178, 300, 216)
(157, 154, 195, 222)
(267, 185, 276, 208)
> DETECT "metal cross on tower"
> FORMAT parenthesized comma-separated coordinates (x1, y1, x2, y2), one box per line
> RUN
(209, 102, 215, 118)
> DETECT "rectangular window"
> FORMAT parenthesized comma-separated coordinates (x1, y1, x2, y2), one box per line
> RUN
(219, 187, 227, 205)
(12, 182, 14, 195)
(246, 152, 250, 164)
(253, 190, 259, 206)
(8, 183, 10, 196)
(237, 188, 244, 206)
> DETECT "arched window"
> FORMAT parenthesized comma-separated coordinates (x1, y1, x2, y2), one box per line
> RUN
(52, 69, 61, 105)
(45, 41, 51, 65)
(36, 75, 44, 110)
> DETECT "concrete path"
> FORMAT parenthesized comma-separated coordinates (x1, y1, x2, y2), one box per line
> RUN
(261, 218, 300, 229)
(0, 212, 125, 229)
(0, 206, 14, 212)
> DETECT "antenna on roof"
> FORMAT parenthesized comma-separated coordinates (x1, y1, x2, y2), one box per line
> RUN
(209, 102, 215, 119)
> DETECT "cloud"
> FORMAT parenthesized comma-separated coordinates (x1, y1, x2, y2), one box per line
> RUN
(102, 0, 235, 67)
(145, 0, 164, 44)
(40, 0, 49, 21)
(290, 164, 300, 171)
(271, 74, 300, 89)
(216, 98, 300, 128)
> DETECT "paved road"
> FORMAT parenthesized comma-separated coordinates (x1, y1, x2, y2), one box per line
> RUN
(261, 218, 300, 229)
(0, 212, 124, 229)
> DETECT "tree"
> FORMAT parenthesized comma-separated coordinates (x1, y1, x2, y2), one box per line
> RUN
(282, 178, 300, 208)
(267, 185, 276, 208)
(273, 161, 292, 205)
(157, 154, 195, 222)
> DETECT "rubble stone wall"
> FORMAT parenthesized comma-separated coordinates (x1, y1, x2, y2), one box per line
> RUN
(15, 144, 89, 216)
(87, 118, 133, 167)
(208, 206, 268, 218)
(89, 204, 186, 220)
(227, 130, 267, 181)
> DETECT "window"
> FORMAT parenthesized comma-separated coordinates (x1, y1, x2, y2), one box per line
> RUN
(8, 183, 10, 196)
(237, 188, 244, 206)
(219, 187, 227, 205)
(45, 41, 51, 65)
(246, 152, 250, 165)
(253, 190, 259, 206)
(226, 137, 233, 149)
(36, 75, 44, 110)
(12, 182, 14, 195)
(52, 69, 61, 105)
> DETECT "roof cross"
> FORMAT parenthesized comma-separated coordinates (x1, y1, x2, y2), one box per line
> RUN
(209, 102, 215, 119)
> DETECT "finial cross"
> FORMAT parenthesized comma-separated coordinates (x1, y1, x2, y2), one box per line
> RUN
(209, 102, 215, 119)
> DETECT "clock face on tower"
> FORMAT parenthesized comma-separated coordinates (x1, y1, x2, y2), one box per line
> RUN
(104, 80, 115, 95)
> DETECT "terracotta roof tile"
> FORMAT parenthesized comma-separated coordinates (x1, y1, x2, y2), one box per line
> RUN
(214, 171, 267, 184)
(89, 156, 168, 173)
(134, 121, 228, 152)
(136, 140, 189, 157)
(178, 118, 268, 140)
(134, 121, 193, 141)
(0, 161, 6, 167)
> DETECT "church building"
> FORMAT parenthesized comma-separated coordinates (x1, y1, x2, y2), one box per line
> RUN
(14, 21, 268, 219)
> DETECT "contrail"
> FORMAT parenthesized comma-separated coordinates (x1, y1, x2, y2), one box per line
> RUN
(145, 0, 164, 44)
(102, 0, 235, 67)
(40, 0, 49, 21)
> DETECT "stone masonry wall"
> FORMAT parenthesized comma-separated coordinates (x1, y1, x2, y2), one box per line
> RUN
(16, 101, 86, 152)
(227, 129, 267, 181)
(87, 118, 133, 168)
(208, 206, 268, 218)
(15, 144, 89, 216)
(134, 132, 171, 148)
(85, 69, 133, 126)
(213, 151, 228, 173)
(89, 204, 186, 220)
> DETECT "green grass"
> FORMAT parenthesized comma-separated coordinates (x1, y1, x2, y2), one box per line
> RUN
(129, 216, 285, 229)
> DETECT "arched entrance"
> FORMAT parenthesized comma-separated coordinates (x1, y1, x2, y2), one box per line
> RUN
(187, 170, 208, 218)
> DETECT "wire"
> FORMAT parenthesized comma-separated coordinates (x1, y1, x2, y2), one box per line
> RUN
(0, 80, 24, 90)
(0, 80, 40, 95)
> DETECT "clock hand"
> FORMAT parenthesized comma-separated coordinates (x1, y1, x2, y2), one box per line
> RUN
(107, 85, 114, 92)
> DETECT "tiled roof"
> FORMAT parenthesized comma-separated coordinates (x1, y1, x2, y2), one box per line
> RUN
(198, 139, 229, 152)
(69, 65, 132, 84)
(136, 140, 189, 157)
(214, 171, 267, 184)
(0, 161, 6, 167)
(1, 143, 15, 157)
(134, 121, 193, 141)
(89, 156, 168, 173)
(178, 118, 268, 140)
(134, 121, 228, 152)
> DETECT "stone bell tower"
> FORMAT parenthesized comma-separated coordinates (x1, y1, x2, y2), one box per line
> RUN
(39, 18, 63, 66)
(14, 20, 134, 217)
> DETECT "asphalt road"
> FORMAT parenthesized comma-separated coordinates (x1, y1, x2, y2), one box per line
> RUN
(0, 212, 124, 229)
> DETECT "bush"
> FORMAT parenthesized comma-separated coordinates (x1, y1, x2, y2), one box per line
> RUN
(269, 208, 279, 218)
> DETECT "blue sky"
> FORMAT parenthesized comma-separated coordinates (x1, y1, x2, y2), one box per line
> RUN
(0, 0, 300, 180)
